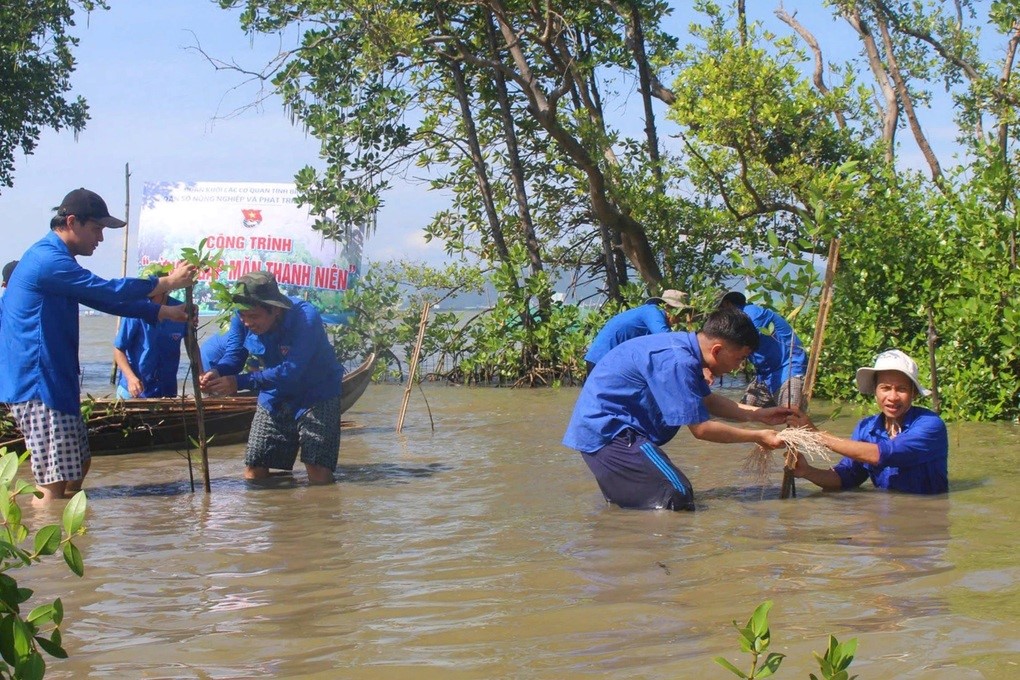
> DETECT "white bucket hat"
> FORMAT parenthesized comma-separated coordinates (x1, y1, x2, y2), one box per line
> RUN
(855, 349, 930, 397)
(645, 289, 690, 310)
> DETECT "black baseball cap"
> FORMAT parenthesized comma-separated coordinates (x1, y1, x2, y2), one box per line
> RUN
(55, 188, 127, 229)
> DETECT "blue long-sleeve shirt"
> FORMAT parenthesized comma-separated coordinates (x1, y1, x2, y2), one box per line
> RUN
(833, 406, 949, 494)
(584, 303, 670, 366)
(0, 231, 160, 414)
(210, 299, 343, 418)
(743, 304, 805, 363)
(115, 297, 187, 398)
(749, 334, 808, 394)
(565, 332, 710, 452)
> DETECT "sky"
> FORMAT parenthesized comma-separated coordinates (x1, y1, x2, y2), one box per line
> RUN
(0, 2, 968, 281)
(0, 0, 451, 279)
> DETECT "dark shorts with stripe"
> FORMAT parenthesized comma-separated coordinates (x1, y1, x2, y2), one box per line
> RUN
(581, 431, 695, 511)
(244, 396, 341, 472)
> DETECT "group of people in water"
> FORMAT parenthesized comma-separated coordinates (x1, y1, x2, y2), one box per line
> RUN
(564, 290, 949, 510)
(0, 186, 948, 507)
(0, 188, 345, 502)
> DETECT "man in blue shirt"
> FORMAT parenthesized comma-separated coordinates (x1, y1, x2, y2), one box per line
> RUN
(199, 271, 344, 485)
(0, 260, 17, 328)
(790, 349, 948, 494)
(584, 289, 690, 374)
(113, 291, 187, 398)
(201, 331, 229, 372)
(564, 308, 793, 511)
(719, 291, 808, 409)
(0, 188, 195, 502)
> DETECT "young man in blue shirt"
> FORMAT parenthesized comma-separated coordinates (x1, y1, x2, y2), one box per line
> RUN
(584, 289, 690, 374)
(0, 260, 17, 328)
(563, 307, 793, 511)
(113, 289, 188, 399)
(199, 271, 344, 485)
(719, 291, 808, 409)
(790, 349, 949, 494)
(0, 188, 195, 502)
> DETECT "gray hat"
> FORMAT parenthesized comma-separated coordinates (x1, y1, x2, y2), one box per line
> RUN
(55, 188, 126, 229)
(231, 271, 293, 310)
(856, 349, 930, 397)
(645, 289, 690, 310)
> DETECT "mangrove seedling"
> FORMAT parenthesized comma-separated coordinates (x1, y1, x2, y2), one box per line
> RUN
(0, 448, 88, 679)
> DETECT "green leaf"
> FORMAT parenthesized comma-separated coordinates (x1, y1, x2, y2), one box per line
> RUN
(0, 452, 18, 486)
(713, 656, 749, 679)
(749, 600, 773, 638)
(34, 634, 67, 660)
(62, 491, 87, 536)
(0, 615, 17, 665)
(25, 604, 55, 626)
(757, 652, 785, 678)
(62, 542, 84, 577)
(12, 616, 31, 660)
(33, 525, 61, 556)
(16, 650, 45, 680)
(52, 599, 63, 626)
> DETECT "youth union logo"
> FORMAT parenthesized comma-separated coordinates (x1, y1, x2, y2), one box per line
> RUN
(241, 208, 263, 229)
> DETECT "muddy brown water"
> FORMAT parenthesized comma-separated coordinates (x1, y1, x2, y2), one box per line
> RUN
(14, 318, 1020, 678)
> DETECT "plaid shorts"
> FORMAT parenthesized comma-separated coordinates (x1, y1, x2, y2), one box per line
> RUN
(244, 396, 341, 472)
(741, 376, 807, 411)
(9, 401, 91, 486)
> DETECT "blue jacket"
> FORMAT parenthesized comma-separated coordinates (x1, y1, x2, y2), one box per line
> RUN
(565, 332, 710, 452)
(749, 334, 809, 394)
(0, 231, 160, 414)
(584, 303, 670, 366)
(210, 299, 344, 418)
(833, 406, 949, 494)
(115, 297, 187, 398)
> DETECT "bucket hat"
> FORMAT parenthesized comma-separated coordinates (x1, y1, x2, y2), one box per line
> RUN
(231, 271, 293, 310)
(645, 289, 690, 309)
(855, 349, 930, 397)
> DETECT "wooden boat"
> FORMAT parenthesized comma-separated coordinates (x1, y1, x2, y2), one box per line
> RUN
(0, 353, 376, 456)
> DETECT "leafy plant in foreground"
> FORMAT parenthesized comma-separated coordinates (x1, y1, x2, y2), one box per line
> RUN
(714, 601, 857, 679)
(0, 448, 88, 679)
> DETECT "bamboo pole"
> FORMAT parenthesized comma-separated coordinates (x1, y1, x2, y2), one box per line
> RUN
(783, 237, 840, 499)
(803, 238, 841, 403)
(397, 301, 431, 433)
(109, 163, 131, 385)
(183, 286, 211, 492)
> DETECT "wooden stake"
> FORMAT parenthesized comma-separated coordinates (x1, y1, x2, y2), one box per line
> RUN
(397, 301, 431, 433)
(804, 238, 841, 403)
(780, 333, 797, 499)
(109, 163, 131, 385)
(183, 286, 211, 492)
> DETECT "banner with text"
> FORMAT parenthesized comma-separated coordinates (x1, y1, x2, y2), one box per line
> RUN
(138, 181, 362, 318)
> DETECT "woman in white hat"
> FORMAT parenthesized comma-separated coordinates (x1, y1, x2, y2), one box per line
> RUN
(789, 349, 948, 494)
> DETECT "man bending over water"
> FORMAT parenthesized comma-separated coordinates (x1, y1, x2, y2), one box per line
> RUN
(563, 308, 793, 510)
(200, 271, 344, 485)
